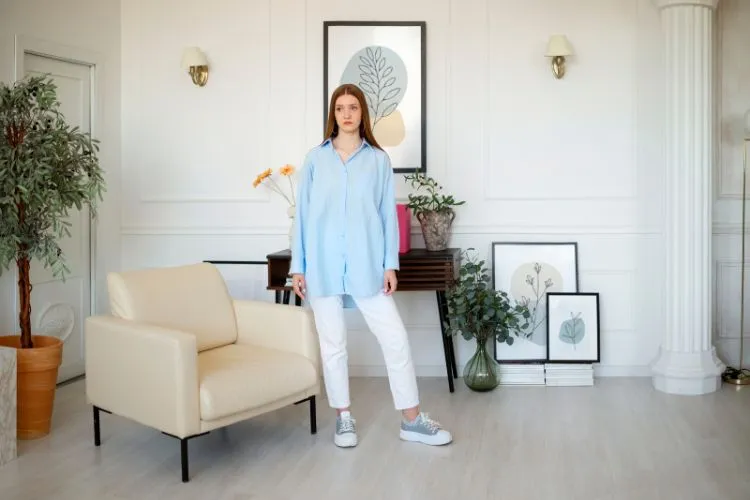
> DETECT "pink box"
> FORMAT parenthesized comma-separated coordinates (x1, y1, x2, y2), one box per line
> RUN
(397, 203, 411, 254)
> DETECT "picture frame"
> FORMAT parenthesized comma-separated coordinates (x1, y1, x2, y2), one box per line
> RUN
(546, 292, 600, 363)
(323, 21, 426, 174)
(491, 241, 579, 363)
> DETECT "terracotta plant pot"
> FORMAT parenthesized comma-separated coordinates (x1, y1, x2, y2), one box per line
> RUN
(0, 335, 63, 439)
(416, 209, 456, 251)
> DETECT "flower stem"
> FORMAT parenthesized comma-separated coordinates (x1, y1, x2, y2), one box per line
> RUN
(266, 177, 292, 205)
(288, 176, 296, 205)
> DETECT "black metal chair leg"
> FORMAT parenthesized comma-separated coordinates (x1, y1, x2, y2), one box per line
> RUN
(294, 395, 317, 434)
(161, 431, 208, 483)
(309, 396, 317, 434)
(181, 438, 189, 483)
(93, 406, 101, 446)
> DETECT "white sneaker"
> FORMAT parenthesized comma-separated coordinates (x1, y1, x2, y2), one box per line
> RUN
(334, 411, 357, 448)
(400, 412, 452, 446)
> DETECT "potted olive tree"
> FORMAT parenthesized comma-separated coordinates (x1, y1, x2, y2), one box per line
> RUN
(0, 75, 106, 439)
(443, 249, 531, 391)
(403, 171, 465, 251)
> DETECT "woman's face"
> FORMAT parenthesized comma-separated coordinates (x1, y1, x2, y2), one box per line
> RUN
(334, 93, 362, 135)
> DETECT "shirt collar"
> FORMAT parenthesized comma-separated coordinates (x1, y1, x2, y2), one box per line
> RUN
(322, 136, 371, 149)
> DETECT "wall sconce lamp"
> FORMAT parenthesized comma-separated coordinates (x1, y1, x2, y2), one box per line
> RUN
(181, 47, 209, 87)
(545, 35, 573, 79)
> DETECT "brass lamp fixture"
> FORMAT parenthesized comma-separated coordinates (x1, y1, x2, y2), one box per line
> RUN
(723, 109, 750, 386)
(545, 35, 573, 79)
(181, 47, 209, 87)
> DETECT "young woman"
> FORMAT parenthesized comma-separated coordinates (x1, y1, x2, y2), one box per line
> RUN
(289, 83, 452, 448)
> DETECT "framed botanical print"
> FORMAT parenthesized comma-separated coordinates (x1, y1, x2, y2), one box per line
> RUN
(491, 241, 579, 363)
(323, 21, 426, 173)
(546, 292, 601, 363)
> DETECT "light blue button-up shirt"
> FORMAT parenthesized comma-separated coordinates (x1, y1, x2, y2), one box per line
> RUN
(290, 138, 399, 305)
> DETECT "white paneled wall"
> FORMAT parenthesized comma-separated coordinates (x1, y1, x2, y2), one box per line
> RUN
(115, 0, 749, 377)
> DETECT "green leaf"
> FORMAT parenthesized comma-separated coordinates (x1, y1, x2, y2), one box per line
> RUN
(0, 74, 106, 281)
(443, 248, 531, 345)
(402, 170, 466, 216)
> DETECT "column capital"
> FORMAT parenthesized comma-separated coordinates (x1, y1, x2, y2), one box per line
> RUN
(654, 0, 719, 9)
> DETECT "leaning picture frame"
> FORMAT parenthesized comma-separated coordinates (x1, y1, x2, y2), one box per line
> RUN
(491, 241, 579, 363)
(323, 20, 426, 174)
(546, 292, 601, 363)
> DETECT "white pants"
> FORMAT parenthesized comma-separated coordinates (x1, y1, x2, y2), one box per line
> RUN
(308, 292, 420, 410)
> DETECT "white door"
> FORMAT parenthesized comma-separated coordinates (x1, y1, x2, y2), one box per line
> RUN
(20, 53, 93, 383)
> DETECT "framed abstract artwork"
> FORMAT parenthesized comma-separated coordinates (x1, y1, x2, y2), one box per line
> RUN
(491, 241, 579, 363)
(323, 21, 426, 173)
(546, 292, 601, 363)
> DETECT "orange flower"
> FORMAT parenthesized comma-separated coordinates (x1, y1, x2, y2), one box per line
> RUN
(280, 164, 295, 176)
(252, 165, 295, 206)
(253, 168, 273, 188)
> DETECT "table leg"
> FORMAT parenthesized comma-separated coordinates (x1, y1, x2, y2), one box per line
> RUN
(448, 336, 458, 379)
(436, 291, 457, 392)
(440, 293, 458, 378)
(283, 290, 291, 305)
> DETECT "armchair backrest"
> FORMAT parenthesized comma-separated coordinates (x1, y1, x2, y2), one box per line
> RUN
(107, 262, 238, 351)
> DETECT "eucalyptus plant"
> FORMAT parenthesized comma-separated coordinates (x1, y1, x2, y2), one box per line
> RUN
(403, 171, 465, 217)
(0, 75, 105, 348)
(443, 249, 531, 346)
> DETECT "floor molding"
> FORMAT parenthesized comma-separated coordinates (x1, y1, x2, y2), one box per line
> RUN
(348, 364, 652, 378)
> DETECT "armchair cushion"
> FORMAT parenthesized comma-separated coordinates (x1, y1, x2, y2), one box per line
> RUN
(107, 262, 238, 352)
(233, 299, 320, 372)
(198, 344, 318, 421)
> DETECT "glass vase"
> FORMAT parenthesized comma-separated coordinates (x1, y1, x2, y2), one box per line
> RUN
(463, 338, 499, 391)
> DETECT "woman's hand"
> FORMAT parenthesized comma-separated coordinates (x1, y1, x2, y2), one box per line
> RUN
(292, 273, 306, 300)
(383, 270, 398, 295)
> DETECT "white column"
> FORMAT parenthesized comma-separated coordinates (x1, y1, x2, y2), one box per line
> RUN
(651, 0, 725, 394)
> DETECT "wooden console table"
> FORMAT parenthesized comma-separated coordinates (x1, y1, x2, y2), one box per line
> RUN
(266, 248, 461, 393)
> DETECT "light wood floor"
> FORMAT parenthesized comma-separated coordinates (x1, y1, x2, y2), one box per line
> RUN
(0, 376, 749, 499)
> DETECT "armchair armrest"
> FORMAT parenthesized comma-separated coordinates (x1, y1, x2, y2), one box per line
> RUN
(84, 316, 201, 438)
(233, 300, 320, 371)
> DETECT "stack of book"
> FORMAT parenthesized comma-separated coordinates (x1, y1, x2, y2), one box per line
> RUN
(544, 364, 594, 386)
(497, 363, 546, 385)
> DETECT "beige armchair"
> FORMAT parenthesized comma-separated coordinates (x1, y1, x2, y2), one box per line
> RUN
(84, 262, 320, 482)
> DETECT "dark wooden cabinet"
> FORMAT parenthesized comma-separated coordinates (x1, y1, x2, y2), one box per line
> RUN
(393, 248, 461, 291)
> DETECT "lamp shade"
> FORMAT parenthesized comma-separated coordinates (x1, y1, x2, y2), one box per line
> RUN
(546, 35, 573, 57)
(181, 47, 207, 69)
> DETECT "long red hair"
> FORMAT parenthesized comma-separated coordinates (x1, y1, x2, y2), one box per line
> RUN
(324, 83, 383, 150)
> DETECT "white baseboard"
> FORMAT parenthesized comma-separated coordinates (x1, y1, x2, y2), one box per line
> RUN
(593, 365, 652, 377)
(349, 365, 453, 378)
(348, 364, 652, 378)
